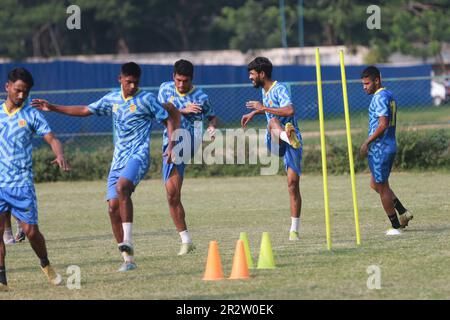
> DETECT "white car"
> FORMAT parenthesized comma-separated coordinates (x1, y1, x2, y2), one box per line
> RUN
(431, 77, 450, 106)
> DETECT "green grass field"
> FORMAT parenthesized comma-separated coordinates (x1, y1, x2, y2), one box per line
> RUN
(1, 172, 449, 300)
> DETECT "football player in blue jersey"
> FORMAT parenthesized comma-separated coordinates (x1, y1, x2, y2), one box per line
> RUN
(241, 57, 303, 241)
(32, 62, 178, 272)
(0, 68, 70, 291)
(359, 66, 412, 236)
(158, 60, 217, 255)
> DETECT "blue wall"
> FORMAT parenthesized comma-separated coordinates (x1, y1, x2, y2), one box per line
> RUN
(0, 62, 432, 134)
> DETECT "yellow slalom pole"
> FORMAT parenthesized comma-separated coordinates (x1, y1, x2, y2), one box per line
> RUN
(315, 48, 332, 251)
(339, 50, 361, 246)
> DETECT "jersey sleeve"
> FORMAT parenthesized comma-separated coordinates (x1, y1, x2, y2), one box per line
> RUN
(87, 94, 114, 116)
(145, 93, 169, 123)
(31, 110, 52, 137)
(276, 85, 293, 107)
(373, 94, 390, 117)
(157, 83, 168, 104)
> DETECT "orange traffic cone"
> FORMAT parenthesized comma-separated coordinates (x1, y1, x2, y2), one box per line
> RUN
(228, 239, 250, 280)
(202, 241, 225, 281)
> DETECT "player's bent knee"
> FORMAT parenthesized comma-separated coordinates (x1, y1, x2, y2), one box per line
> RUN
(116, 184, 132, 197)
(108, 202, 119, 216)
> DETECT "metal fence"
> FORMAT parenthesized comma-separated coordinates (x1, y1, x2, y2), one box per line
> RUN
(1, 76, 448, 150)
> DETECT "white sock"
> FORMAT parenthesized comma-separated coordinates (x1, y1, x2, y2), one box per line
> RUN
(290, 217, 300, 233)
(121, 251, 133, 263)
(280, 131, 291, 145)
(179, 230, 192, 244)
(122, 222, 133, 244)
(3, 228, 13, 241)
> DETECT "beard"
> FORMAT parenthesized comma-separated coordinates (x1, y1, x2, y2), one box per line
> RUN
(252, 78, 263, 88)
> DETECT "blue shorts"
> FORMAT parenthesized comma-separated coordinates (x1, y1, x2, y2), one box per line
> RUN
(368, 151, 396, 183)
(107, 159, 149, 200)
(266, 131, 303, 176)
(162, 131, 197, 183)
(0, 186, 38, 225)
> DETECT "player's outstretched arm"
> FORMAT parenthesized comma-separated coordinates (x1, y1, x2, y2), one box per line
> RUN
(32, 99, 92, 117)
(246, 100, 295, 117)
(43, 132, 71, 171)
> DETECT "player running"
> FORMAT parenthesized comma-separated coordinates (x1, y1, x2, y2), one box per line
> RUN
(241, 57, 303, 241)
(359, 66, 413, 235)
(0, 68, 70, 291)
(158, 59, 217, 255)
(32, 62, 178, 271)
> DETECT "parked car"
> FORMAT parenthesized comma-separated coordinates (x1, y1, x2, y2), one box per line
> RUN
(431, 76, 450, 106)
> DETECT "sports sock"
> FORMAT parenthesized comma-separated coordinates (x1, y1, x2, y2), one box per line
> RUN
(179, 230, 192, 244)
(388, 213, 401, 229)
(122, 222, 133, 244)
(0, 266, 7, 285)
(279, 131, 291, 145)
(290, 217, 300, 233)
(3, 228, 13, 241)
(40, 257, 50, 268)
(393, 198, 407, 215)
(121, 251, 133, 263)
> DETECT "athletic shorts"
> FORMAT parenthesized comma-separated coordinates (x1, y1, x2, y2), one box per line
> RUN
(162, 131, 197, 183)
(266, 130, 303, 176)
(368, 150, 396, 183)
(0, 186, 38, 225)
(106, 159, 149, 201)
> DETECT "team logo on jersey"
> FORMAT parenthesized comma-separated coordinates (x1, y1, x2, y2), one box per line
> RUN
(268, 100, 274, 107)
(18, 119, 27, 127)
(129, 104, 137, 113)
(113, 104, 119, 113)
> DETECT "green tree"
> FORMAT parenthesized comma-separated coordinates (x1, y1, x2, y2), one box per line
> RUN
(214, 0, 297, 52)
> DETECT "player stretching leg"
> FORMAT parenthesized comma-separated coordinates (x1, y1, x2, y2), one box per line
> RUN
(241, 57, 303, 241)
(158, 60, 217, 255)
(32, 63, 177, 271)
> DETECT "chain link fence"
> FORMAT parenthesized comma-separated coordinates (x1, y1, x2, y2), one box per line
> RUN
(1, 76, 448, 150)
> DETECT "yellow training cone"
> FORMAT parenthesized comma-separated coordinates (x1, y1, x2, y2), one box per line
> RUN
(239, 232, 254, 269)
(202, 241, 225, 281)
(257, 232, 276, 269)
(228, 240, 250, 279)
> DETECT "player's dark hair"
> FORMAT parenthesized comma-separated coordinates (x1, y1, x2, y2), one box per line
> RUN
(248, 57, 273, 79)
(361, 66, 381, 81)
(174, 59, 194, 79)
(7, 67, 34, 88)
(121, 62, 141, 78)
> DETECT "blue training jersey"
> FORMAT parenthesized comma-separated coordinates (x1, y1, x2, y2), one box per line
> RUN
(262, 81, 301, 133)
(368, 88, 397, 154)
(158, 81, 215, 148)
(88, 89, 169, 171)
(0, 101, 51, 187)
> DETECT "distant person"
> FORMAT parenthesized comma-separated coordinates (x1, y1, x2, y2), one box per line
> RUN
(158, 59, 217, 255)
(241, 57, 303, 241)
(359, 66, 413, 235)
(32, 62, 178, 271)
(0, 67, 70, 291)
